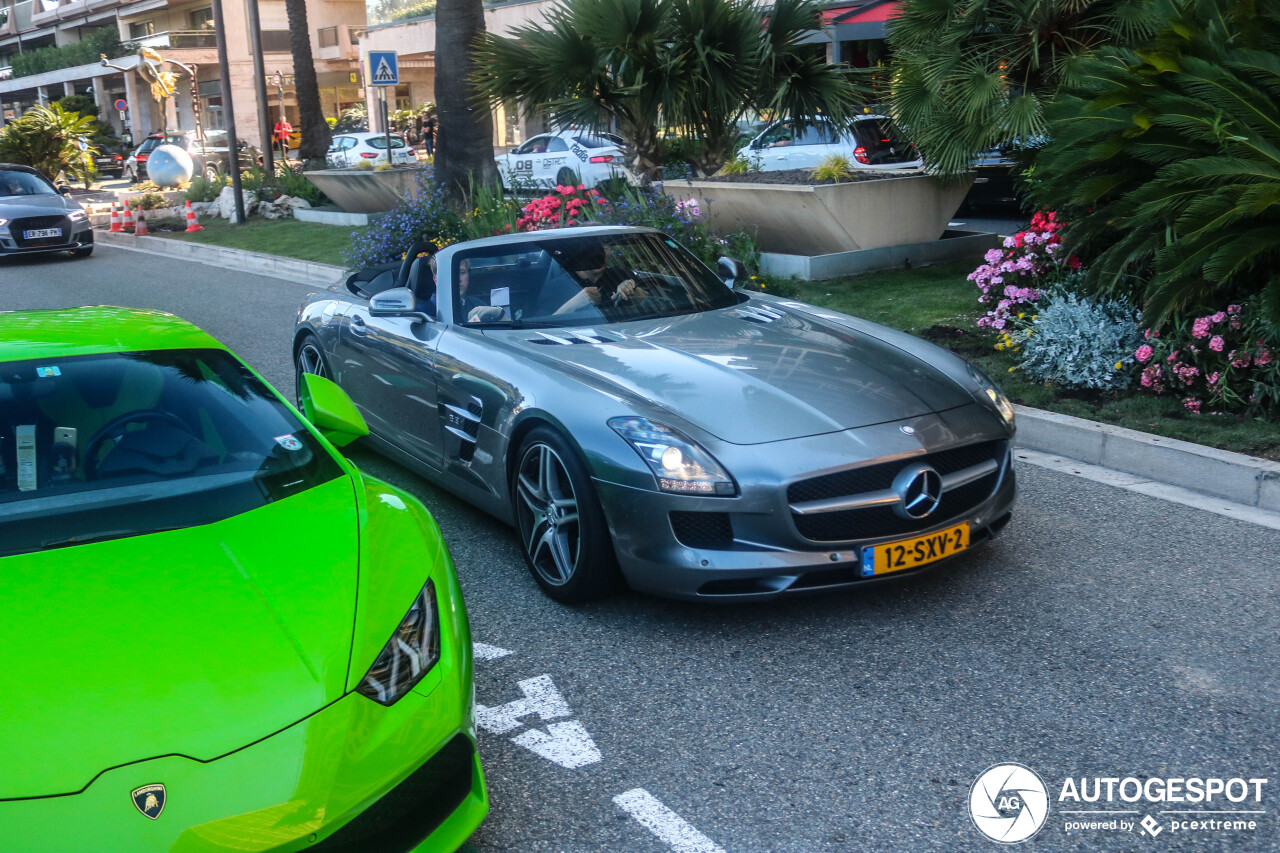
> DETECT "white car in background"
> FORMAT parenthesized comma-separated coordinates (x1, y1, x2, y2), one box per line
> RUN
(495, 130, 636, 191)
(326, 132, 417, 168)
(738, 116, 924, 173)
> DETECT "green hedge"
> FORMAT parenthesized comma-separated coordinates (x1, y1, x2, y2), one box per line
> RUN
(11, 28, 128, 79)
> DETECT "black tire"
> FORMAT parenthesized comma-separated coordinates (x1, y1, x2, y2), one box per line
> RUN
(293, 332, 332, 411)
(511, 426, 620, 603)
(555, 167, 580, 187)
(70, 246, 93, 258)
(204, 163, 220, 182)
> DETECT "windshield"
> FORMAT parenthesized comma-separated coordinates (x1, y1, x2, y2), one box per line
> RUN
(450, 231, 741, 326)
(0, 349, 342, 557)
(0, 171, 56, 197)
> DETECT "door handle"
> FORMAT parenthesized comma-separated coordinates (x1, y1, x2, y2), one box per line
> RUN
(350, 315, 368, 336)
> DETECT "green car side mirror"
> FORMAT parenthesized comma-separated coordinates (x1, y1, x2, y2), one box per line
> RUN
(298, 372, 369, 447)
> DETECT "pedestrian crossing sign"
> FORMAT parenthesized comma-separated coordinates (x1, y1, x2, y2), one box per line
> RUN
(368, 51, 399, 86)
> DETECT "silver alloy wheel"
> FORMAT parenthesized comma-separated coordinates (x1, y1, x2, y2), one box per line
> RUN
(297, 341, 329, 380)
(515, 442, 581, 587)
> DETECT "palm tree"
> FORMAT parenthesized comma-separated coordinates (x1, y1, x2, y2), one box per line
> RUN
(887, 0, 1164, 178)
(1032, 0, 1280, 325)
(435, 0, 499, 201)
(0, 104, 97, 181)
(472, 0, 861, 180)
(283, 0, 332, 164)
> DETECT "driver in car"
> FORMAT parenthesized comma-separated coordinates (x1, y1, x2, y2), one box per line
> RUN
(554, 244, 647, 316)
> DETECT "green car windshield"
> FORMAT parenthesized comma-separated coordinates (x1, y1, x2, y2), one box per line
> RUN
(0, 349, 341, 557)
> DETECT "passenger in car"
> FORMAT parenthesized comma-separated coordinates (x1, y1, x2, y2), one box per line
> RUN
(553, 244, 647, 316)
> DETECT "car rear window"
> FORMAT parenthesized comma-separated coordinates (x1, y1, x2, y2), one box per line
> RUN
(0, 349, 342, 557)
(850, 120, 917, 164)
(367, 136, 407, 149)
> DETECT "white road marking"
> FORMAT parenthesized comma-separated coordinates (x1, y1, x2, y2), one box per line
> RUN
(475, 674, 571, 734)
(473, 642, 514, 661)
(512, 721, 602, 769)
(614, 789, 726, 853)
(1015, 450, 1280, 531)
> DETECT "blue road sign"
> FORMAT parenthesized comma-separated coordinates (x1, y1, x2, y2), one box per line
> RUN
(368, 51, 399, 87)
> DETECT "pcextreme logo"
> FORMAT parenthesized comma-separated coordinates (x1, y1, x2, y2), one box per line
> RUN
(969, 765, 1269, 844)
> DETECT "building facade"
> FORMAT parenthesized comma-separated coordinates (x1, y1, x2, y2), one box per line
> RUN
(0, 0, 364, 153)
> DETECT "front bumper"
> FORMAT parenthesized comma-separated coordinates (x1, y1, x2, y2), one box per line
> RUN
(1, 598, 487, 853)
(595, 410, 1017, 601)
(0, 221, 93, 255)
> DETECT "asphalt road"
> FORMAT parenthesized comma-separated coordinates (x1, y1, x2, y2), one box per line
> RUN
(2, 246, 1277, 852)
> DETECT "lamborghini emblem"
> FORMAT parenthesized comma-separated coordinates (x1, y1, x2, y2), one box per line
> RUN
(131, 784, 166, 819)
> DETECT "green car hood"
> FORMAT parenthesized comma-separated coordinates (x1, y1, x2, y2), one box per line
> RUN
(0, 477, 360, 800)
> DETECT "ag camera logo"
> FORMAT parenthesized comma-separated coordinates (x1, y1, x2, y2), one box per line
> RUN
(969, 764, 1050, 843)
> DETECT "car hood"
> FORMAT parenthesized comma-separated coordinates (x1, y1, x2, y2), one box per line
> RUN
(0, 195, 82, 217)
(0, 477, 360, 800)
(496, 302, 973, 444)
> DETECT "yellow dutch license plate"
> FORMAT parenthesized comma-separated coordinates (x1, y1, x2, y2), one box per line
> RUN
(861, 523, 970, 577)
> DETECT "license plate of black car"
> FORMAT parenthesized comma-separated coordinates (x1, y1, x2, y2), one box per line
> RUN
(24, 228, 62, 239)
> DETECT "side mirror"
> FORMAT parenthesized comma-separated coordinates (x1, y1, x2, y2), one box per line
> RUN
(717, 256, 746, 289)
(370, 286, 432, 322)
(298, 372, 368, 447)
(509, 147, 517, 154)
(57, 185, 71, 195)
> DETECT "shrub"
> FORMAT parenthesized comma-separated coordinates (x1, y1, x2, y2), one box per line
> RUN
(1134, 301, 1280, 418)
(515, 184, 609, 231)
(353, 160, 375, 171)
(343, 167, 464, 270)
(811, 155, 853, 182)
(1017, 290, 1143, 390)
(276, 167, 327, 206)
(461, 179, 523, 239)
(185, 175, 228, 203)
(716, 157, 750, 176)
(133, 192, 169, 211)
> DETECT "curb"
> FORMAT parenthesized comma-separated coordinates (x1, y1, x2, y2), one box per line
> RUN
(94, 228, 346, 286)
(1013, 405, 1280, 512)
(91, 227, 1279, 514)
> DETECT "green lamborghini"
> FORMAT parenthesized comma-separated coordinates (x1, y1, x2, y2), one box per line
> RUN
(0, 307, 487, 852)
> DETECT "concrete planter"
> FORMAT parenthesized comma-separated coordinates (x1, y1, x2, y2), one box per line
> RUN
(303, 166, 427, 214)
(665, 174, 973, 256)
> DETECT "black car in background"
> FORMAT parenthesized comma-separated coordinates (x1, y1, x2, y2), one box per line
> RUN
(126, 130, 262, 183)
(0, 165, 93, 258)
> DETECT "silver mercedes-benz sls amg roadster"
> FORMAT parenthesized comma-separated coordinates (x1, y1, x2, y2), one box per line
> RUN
(294, 226, 1016, 602)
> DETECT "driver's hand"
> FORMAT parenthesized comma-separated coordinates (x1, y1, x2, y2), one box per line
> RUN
(468, 305, 506, 323)
(581, 286, 603, 305)
(614, 279, 646, 303)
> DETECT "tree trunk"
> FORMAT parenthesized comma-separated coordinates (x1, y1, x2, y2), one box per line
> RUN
(435, 0, 498, 204)
(284, 0, 331, 164)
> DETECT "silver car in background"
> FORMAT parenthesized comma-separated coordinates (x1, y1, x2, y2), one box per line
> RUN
(294, 226, 1015, 602)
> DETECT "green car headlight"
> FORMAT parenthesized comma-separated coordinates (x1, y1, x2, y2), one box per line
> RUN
(609, 416, 736, 496)
(356, 580, 441, 706)
(968, 363, 1015, 429)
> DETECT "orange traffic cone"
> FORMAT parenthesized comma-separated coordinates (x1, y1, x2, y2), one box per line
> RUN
(122, 203, 135, 232)
(134, 211, 149, 237)
(107, 203, 123, 233)
(184, 200, 204, 233)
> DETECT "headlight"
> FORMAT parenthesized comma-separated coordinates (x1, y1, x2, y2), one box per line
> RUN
(67, 210, 87, 222)
(608, 416, 736, 495)
(0, 218, 8, 228)
(355, 580, 440, 706)
(968, 363, 1015, 429)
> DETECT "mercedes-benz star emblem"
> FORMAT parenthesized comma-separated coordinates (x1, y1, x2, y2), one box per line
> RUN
(899, 425, 916, 435)
(131, 784, 166, 820)
(892, 464, 943, 519)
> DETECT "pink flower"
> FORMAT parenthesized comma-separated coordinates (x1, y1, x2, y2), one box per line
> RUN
(1135, 344, 1154, 363)
(1208, 372, 1221, 385)
(1258, 349, 1273, 366)
(1228, 304, 1242, 315)
(1184, 398, 1202, 413)
(1211, 312, 1226, 324)
(1209, 335, 1225, 351)
(1192, 317, 1212, 339)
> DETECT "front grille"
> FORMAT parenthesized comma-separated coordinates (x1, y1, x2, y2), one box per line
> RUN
(670, 511, 733, 547)
(11, 215, 72, 248)
(788, 440, 1007, 543)
(309, 733, 474, 852)
(794, 470, 998, 542)
(787, 440, 1004, 504)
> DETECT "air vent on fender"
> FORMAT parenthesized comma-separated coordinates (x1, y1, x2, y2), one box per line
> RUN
(526, 329, 621, 345)
(736, 305, 785, 324)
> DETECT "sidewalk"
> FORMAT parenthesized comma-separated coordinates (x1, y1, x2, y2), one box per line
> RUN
(93, 228, 1280, 526)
